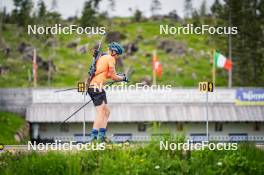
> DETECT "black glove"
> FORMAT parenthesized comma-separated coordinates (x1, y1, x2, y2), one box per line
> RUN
(122, 75, 129, 82)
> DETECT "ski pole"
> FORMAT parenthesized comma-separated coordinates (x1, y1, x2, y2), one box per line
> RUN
(59, 80, 125, 127)
(59, 99, 92, 127)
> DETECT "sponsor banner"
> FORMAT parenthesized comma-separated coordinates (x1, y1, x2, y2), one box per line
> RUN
(190, 134, 207, 143)
(236, 88, 264, 105)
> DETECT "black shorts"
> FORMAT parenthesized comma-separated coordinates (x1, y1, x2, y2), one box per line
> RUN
(87, 88, 107, 106)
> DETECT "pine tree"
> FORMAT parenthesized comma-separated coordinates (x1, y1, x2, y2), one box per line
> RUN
(11, 0, 33, 26)
(199, 0, 207, 17)
(184, 0, 193, 18)
(168, 10, 179, 21)
(38, 0, 47, 23)
(133, 9, 142, 22)
(211, 0, 222, 17)
(192, 10, 200, 26)
(150, 0, 162, 16)
(80, 0, 98, 27)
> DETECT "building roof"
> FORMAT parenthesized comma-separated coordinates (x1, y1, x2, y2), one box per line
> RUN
(25, 88, 264, 123)
(26, 103, 264, 122)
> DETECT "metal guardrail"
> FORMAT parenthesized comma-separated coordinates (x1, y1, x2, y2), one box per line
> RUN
(49, 135, 264, 143)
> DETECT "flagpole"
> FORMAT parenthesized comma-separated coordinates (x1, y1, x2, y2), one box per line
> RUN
(212, 50, 216, 86)
(83, 92, 86, 142)
(33, 48, 37, 88)
(228, 10, 232, 88)
(152, 50, 156, 85)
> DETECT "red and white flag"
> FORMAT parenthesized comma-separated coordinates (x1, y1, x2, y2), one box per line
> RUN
(152, 53, 162, 78)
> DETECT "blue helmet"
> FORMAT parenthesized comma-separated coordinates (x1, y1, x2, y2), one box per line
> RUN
(108, 42, 124, 55)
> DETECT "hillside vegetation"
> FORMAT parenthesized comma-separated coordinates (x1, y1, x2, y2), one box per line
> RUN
(0, 19, 228, 88)
(0, 111, 27, 144)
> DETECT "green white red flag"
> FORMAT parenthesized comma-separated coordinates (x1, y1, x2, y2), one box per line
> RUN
(214, 52, 232, 71)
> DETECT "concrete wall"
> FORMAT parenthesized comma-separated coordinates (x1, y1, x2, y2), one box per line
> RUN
(0, 88, 32, 116)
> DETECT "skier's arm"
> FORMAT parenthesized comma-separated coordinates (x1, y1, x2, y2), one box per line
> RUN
(109, 66, 123, 81)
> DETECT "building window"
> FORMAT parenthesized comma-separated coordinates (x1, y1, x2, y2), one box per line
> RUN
(254, 122, 261, 131)
(215, 123, 223, 132)
(60, 124, 69, 132)
(138, 123, 146, 132)
(176, 123, 183, 131)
